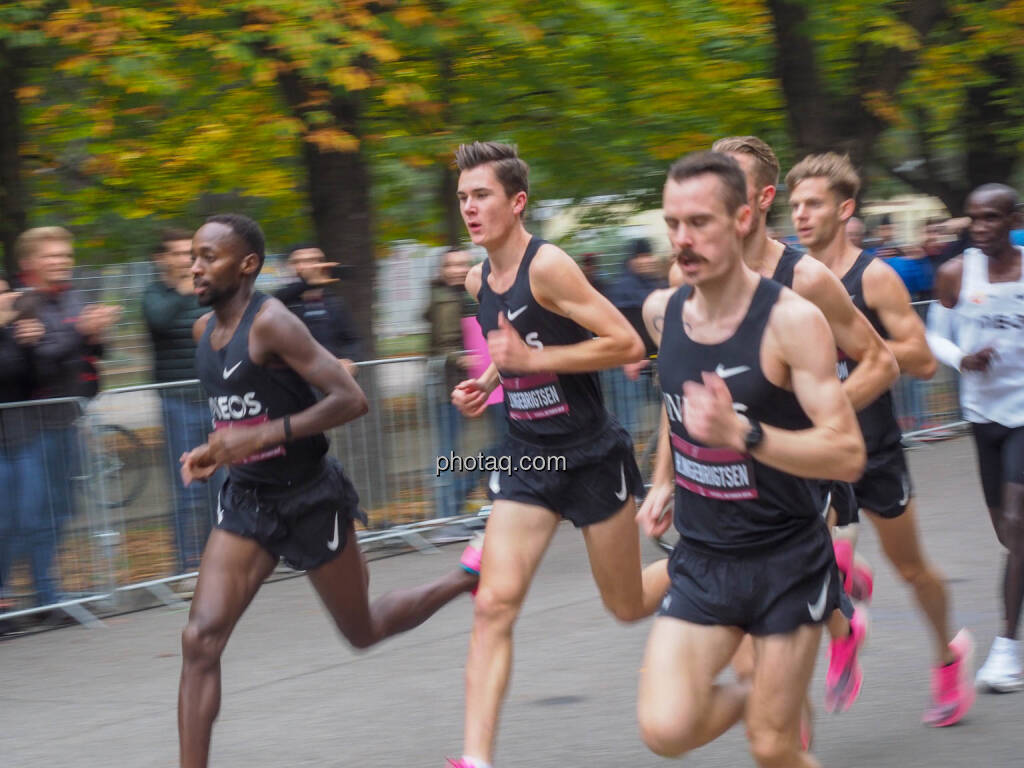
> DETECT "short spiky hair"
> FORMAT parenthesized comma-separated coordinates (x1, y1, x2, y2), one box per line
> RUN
(786, 153, 861, 202)
(206, 213, 266, 270)
(455, 141, 529, 199)
(667, 151, 748, 214)
(711, 136, 780, 188)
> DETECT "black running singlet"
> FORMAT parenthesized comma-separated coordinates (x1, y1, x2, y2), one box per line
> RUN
(839, 252, 902, 453)
(477, 236, 606, 445)
(770, 244, 804, 289)
(196, 292, 328, 486)
(657, 279, 821, 553)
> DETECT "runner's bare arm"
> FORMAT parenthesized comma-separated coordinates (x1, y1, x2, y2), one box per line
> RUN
(756, 297, 865, 481)
(465, 262, 483, 302)
(684, 295, 865, 482)
(862, 259, 937, 380)
(202, 299, 368, 467)
(508, 245, 643, 373)
(795, 259, 898, 410)
(642, 288, 674, 348)
(636, 288, 677, 536)
(191, 312, 212, 343)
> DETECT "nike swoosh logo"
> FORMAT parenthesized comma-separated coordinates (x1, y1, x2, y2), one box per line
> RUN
(714, 364, 751, 379)
(898, 474, 910, 507)
(506, 305, 528, 321)
(807, 570, 831, 622)
(326, 511, 340, 551)
(216, 489, 224, 524)
(615, 463, 628, 502)
(489, 470, 501, 495)
(223, 361, 242, 379)
(821, 488, 833, 518)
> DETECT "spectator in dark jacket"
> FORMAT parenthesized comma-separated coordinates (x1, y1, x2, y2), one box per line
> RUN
(0, 279, 48, 609)
(607, 238, 665, 436)
(275, 245, 362, 375)
(143, 228, 217, 573)
(14, 227, 120, 607)
(423, 249, 479, 518)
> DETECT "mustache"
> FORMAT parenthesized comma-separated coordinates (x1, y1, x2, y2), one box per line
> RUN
(674, 248, 705, 262)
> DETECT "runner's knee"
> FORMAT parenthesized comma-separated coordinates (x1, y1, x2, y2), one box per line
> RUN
(638, 707, 702, 758)
(181, 617, 229, 668)
(600, 591, 647, 623)
(747, 724, 796, 768)
(473, 584, 523, 631)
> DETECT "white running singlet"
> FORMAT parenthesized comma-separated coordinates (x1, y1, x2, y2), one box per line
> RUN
(950, 246, 1024, 426)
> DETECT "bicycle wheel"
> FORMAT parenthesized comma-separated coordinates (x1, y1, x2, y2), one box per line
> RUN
(93, 424, 149, 509)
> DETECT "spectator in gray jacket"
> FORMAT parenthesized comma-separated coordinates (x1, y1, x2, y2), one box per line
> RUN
(143, 228, 216, 573)
(16, 227, 120, 607)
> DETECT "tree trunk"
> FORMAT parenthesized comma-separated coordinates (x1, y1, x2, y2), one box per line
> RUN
(440, 164, 461, 247)
(0, 42, 28, 280)
(277, 72, 376, 360)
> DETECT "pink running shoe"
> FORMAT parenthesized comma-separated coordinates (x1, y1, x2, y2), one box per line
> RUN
(923, 628, 975, 727)
(825, 605, 869, 713)
(460, 532, 483, 595)
(832, 539, 874, 603)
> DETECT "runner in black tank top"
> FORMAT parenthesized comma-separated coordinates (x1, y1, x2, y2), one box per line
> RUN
(788, 153, 973, 728)
(659, 279, 821, 551)
(196, 292, 327, 487)
(477, 234, 606, 445)
(177, 215, 479, 768)
(450, 141, 665, 768)
(636, 151, 867, 768)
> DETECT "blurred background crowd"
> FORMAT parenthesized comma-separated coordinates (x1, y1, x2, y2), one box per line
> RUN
(0, 0, 1022, 622)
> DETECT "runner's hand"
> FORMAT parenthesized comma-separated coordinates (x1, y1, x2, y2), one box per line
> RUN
(180, 444, 218, 486)
(207, 426, 269, 467)
(683, 371, 747, 451)
(960, 346, 998, 373)
(452, 378, 489, 418)
(487, 313, 534, 372)
(623, 358, 650, 381)
(637, 481, 674, 538)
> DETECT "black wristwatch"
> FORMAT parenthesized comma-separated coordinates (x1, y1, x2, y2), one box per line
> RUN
(743, 418, 764, 452)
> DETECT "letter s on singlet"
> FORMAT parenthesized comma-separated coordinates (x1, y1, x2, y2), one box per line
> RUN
(525, 332, 544, 350)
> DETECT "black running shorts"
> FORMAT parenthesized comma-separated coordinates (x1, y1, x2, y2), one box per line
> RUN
(825, 480, 860, 527)
(970, 421, 1024, 510)
(487, 419, 643, 527)
(853, 442, 912, 519)
(658, 522, 848, 636)
(215, 456, 366, 571)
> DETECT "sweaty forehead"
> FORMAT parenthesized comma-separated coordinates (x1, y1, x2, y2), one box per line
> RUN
(194, 222, 244, 254)
(664, 175, 728, 216)
(458, 164, 501, 192)
(968, 190, 1015, 216)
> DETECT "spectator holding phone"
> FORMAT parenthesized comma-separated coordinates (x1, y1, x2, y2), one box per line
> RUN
(275, 244, 362, 376)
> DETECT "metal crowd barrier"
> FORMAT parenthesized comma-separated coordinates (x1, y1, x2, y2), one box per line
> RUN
(0, 331, 969, 631)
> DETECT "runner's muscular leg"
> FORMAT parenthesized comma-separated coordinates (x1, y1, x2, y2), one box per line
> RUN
(463, 500, 560, 764)
(746, 625, 823, 768)
(638, 618, 746, 757)
(583, 499, 667, 620)
(179, 530, 277, 768)
(866, 501, 954, 664)
(308, 521, 477, 649)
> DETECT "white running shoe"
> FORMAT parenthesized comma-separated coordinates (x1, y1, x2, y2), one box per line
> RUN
(976, 636, 1024, 693)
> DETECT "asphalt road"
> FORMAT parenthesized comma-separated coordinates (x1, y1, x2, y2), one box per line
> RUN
(2, 436, 1021, 767)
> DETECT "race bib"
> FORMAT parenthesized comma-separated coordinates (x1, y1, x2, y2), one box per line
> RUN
(671, 433, 758, 501)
